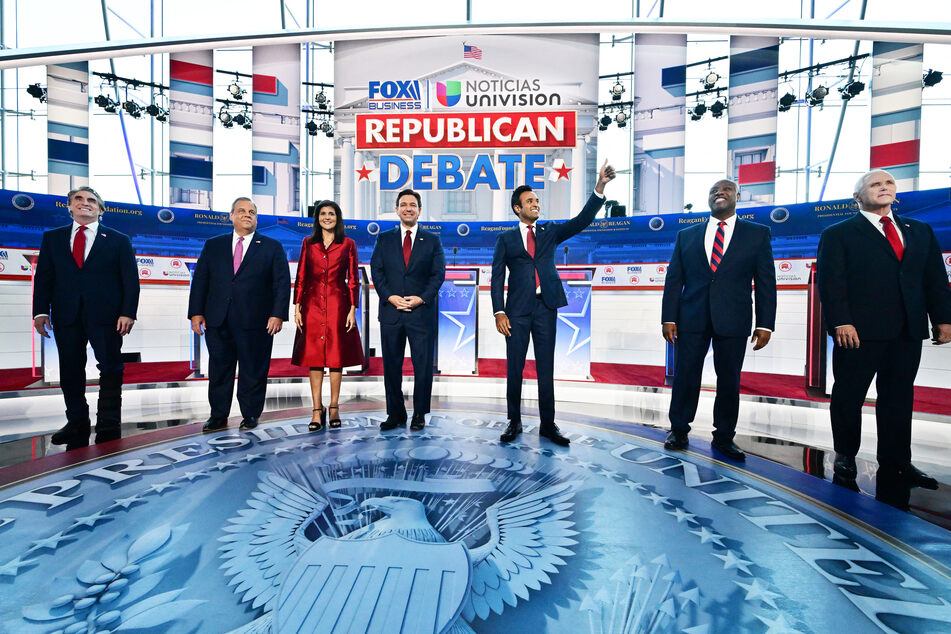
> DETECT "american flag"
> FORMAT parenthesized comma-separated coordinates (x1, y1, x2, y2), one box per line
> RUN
(463, 44, 483, 60)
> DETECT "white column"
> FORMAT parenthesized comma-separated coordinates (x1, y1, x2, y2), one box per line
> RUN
(571, 139, 586, 213)
(341, 138, 355, 219)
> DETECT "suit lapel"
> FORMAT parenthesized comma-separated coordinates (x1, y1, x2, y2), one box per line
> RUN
(689, 222, 709, 270)
(83, 225, 108, 267)
(892, 213, 915, 263)
(234, 232, 261, 277)
(406, 230, 425, 271)
(852, 213, 900, 262)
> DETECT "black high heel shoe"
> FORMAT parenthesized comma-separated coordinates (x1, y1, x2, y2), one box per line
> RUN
(328, 405, 341, 429)
(309, 407, 326, 431)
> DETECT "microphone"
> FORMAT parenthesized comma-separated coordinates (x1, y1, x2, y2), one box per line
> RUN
(563, 245, 569, 266)
(452, 246, 458, 267)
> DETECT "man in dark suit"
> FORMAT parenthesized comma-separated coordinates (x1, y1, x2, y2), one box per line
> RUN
(370, 188, 446, 431)
(661, 179, 776, 461)
(33, 186, 140, 448)
(818, 169, 951, 490)
(493, 160, 616, 446)
(188, 196, 291, 432)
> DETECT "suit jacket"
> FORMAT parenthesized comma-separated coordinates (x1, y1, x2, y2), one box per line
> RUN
(187, 232, 291, 329)
(33, 224, 139, 326)
(661, 218, 777, 337)
(817, 212, 951, 341)
(370, 226, 446, 325)
(491, 192, 605, 316)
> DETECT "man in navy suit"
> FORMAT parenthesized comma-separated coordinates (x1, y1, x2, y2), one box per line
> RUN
(493, 160, 616, 446)
(33, 186, 140, 448)
(371, 188, 446, 431)
(818, 170, 951, 490)
(661, 179, 776, 461)
(188, 197, 291, 432)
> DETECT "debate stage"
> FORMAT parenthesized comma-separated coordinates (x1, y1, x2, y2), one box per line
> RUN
(1, 388, 949, 633)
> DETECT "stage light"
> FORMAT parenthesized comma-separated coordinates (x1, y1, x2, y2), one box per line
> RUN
(710, 100, 726, 119)
(319, 120, 331, 133)
(241, 114, 252, 130)
(610, 80, 625, 101)
(233, 113, 247, 127)
(306, 120, 319, 135)
(806, 85, 828, 107)
(702, 71, 720, 90)
(26, 83, 47, 102)
(325, 125, 334, 138)
(839, 80, 865, 101)
(228, 82, 245, 99)
(778, 92, 797, 112)
(122, 101, 142, 118)
(145, 104, 169, 121)
(600, 114, 612, 128)
(218, 107, 233, 128)
(923, 69, 943, 87)
(614, 111, 628, 128)
(316, 90, 328, 110)
(690, 102, 706, 121)
(94, 94, 118, 111)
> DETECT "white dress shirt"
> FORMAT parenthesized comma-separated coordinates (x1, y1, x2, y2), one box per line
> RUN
(71, 220, 98, 262)
(859, 209, 905, 247)
(400, 223, 418, 247)
(704, 213, 737, 262)
(232, 230, 253, 266)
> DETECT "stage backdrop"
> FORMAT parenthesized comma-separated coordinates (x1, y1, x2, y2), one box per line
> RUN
(333, 34, 599, 222)
(46, 62, 89, 193)
(2, 187, 949, 293)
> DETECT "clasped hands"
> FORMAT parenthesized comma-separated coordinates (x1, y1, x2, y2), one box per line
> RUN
(388, 295, 424, 312)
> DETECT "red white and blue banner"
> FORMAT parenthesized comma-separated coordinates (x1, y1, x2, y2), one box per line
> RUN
(169, 51, 214, 210)
(46, 62, 89, 193)
(334, 34, 599, 220)
(634, 33, 687, 215)
(870, 42, 923, 191)
(728, 36, 779, 206)
(252, 44, 301, 215)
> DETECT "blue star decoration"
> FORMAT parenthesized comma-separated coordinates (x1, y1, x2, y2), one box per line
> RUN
(439, 285, 477, 353)
(556, 287, 591, 356)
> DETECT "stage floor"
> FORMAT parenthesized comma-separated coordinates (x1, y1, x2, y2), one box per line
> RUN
(1, 394, 950, 633)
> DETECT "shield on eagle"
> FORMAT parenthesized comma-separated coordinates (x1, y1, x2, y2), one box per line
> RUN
(273, 533, 471, 634)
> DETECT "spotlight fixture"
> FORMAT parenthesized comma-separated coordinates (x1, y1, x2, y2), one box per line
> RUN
(316, 90, 328, 110)
(690, 102, 707, 121)
(305, 120, 319, 135)
(614, 111, 628, 128)
(710, 100, 726, 119)
(599, 114, 612, 128)
(145, 104, 169, 122)
(319, 120, 332, 133)
(610, 80, 625, 101)
(26, 83, 47, 102)
(325, 126, 334, 139)
(805, 85, 828, 107)
(228, 81, 245, 100)
(923, 69, 943, 87)
(233, 113, 247, 127)
(122, 100, 143, 118)
(702, 71, 720, 90)
(218, 107, 233, 128)
(839, 80, 865, 101)
(241, 114, 252, 130)
(778, 92, 797, 112)
(94, 94, 119, 113)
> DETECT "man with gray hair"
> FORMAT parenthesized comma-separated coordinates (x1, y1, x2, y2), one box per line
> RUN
(188, 196, 290, 432)
(32, 186, 140, 448)
(818, 169, 951, 491)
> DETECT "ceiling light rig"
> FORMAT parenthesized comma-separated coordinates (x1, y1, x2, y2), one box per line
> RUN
(91, 72, 170, 122)
(610, 76, 626, 102)
(838, 80, 865, 101)
(806, 85, 829, 107)
(710, 99, 727, 118)
(303, 103, 336, 139)
(304, 81, 335, 113)
(923, 69, 943, 87)
(778, 92, 797, 112)
(702, 70, 720, 91)
(596, 99, 634, 131)
(690, 101, 707, 121)
(26, 83, 47, 102)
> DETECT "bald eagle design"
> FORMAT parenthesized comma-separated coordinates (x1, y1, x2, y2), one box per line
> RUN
(219, 471, 581, 633)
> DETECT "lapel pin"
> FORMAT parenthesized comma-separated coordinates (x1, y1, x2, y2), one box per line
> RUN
(255, 240, 261, 244)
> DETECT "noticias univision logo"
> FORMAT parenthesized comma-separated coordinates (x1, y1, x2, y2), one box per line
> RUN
(435, 81, 461, 107)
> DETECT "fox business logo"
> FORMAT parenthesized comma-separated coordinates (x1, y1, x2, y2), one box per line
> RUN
(600, 276, 616, 283)
(0, 250, 8, 260)
(368, 80, 422, 110)
(626, 266, 642, 273)
(136, 257, 155, 267)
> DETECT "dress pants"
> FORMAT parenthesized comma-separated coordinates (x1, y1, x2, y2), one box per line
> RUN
(830, 334, 921, 468)
(54, 313, 124, 425)
(668, 328, 747, 442)
(505, 295, 557, 427)
(204, 308, 274, 420)
(380, 315, 435, 419)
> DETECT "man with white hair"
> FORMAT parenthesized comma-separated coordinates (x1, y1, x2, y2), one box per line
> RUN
(817, 169, 951, 490)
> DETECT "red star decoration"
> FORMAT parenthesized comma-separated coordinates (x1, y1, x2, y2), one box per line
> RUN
(356, 163, 373, 181)
(553, 163, 573, 180)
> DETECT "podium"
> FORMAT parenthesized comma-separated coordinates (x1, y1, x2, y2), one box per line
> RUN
(351, 265, 371, 373)
(435, 268, 479, 375)
(554, 267, 594, 380)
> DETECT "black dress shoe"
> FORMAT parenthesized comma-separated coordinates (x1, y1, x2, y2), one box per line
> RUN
(539, 425, 570, 447)
(500, 420, 522, 443)
(711, 439, 746, 461)
(202, 417, 228, 432)
(833, 453, 857, 479)
(833, 473, 861, 492)
(896, 463, 939, 490)
(51, 420, 91, 447)
(380, 416, 406, 431)
(410, 413, 426, 431)
(239, 417, 259, 431)
(664, 431, 689, 451)
(94, 428, 121, 444)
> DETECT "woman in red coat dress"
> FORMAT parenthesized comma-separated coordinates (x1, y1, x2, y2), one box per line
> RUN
(292, 201, 364, 430)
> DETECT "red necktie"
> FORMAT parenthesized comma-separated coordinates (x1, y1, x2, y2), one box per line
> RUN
(73, 225, 87, 269)
(526, 224, 540, 289)
(710, 221, 726, 272)
(880, 216, 904, 261)
(403, 230, 412, 266)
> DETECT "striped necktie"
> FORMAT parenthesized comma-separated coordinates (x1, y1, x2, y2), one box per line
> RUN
(710, 221, 726, 272)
